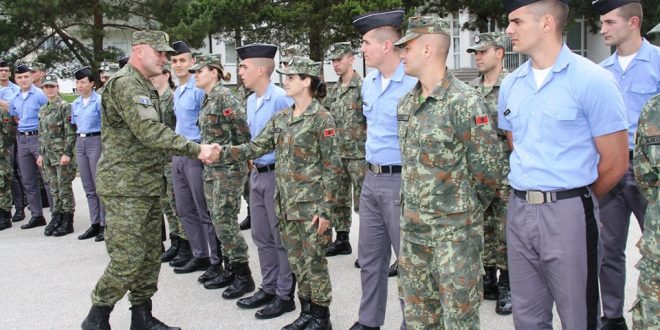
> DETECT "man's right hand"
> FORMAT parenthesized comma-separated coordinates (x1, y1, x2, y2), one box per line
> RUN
(198, 144, 221, 164)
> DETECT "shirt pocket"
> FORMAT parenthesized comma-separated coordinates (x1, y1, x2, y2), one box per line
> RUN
(541, 105, 580, 143)
(292, 130, 317, 161)
(630, 83, 657, 96)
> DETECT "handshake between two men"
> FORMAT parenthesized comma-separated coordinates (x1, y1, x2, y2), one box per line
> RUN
(198, 143, 222, 164)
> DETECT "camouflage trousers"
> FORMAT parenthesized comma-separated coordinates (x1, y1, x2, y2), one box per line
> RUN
(399, 238, 482, 329)
(91, 196, 162, 306)
(335, 158, 366, 232)
(280, 218, 333, 306)
(42, 158, 76, 214)
(204, 170, 249, 263)
(483, 186, 509, 270)
(632, 205, 659, 330)
(162, 162, 185, 239)
(0, 148, 12, 211)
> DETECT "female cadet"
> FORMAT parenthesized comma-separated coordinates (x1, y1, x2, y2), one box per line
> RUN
(219, 56, 341, 330)
(37, 74, 76, 237)
(191, 54, 255, 299)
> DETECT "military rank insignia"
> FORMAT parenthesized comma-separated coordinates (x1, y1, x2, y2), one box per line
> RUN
(223, 108, 234, 116)
(324, 128, 336, 137)
(475, 114, 489, 126)
(397, 114, 410, 121)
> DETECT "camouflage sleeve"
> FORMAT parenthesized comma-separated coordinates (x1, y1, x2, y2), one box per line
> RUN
(452, 92, 503, 209)
(38, 104, 47, 157)
(222, 114, 278, 162)
(224, 92, 251, 145)
(0, 111, 15, 147)
(633, 96, 660, 201)
(316, 112, 343, 223)
(62, 102, 76, 158)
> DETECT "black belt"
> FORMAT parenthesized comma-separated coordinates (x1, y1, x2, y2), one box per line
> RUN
(368, 162, 401, 174)
(77, 132, 100, 137)
(256, 164, 275, 173)
(18, 131, 38, 136)
(514, 186, 590, 205)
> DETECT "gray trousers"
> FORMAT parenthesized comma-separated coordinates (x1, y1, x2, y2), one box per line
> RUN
(76, 135, 105, 225)
(172, 156, 218, 264)
(17, 134, 52, 217)
(358, 170, 404, 328)
(250, 169, 294, 300)
(10, 140, 26, 210)
(598, 166, 647, 319)
(507, 189, 601, 330)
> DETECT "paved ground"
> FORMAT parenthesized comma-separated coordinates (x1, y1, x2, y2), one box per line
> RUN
(0, 178, 642, 329)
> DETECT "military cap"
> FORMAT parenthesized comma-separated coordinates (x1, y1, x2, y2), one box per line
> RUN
(503, 0, 569, 14)
(276, 56, 321, 77)
(132, 30, 175, 52)
(42, 74, 58, 87)
(171, 41, 192, 55)
(14, 64, 30, 74)
(324, 42, 353, 60)
(0, 61, 10, 68)
(118, 55, 129, 68)
(592, 0, 640, 15)
(353, 9, 405, 35)
(104, 63, 120, 74)
(281, 45, 305, 64)
(162, 62, 172, 72)
(236, 43, 278, 60)
(74, 66, 93, 80)
(394, 15, 451, 47)
(189, 53, 223, 72)
(29, 62, 46, 72)
(467, 32, 507, 53)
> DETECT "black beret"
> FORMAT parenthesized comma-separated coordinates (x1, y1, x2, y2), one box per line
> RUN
(236, 43, 278, 60)
(14, 64, 30, 74)
(118, 56, 129, 68)
(171, 41, 192, 55)
(592, 0, 640, 15)
(352, 9, 405, 35)
(74, 66, 93, 80)
(0, 61, 9, 68)
(503, 0, 569, 14)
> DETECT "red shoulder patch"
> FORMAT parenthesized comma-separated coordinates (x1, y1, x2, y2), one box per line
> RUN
(475, 114, 489, 126)
(223, 108, 234, 116)
(2, 118, 9, 123)
(323, 128, 336, 137)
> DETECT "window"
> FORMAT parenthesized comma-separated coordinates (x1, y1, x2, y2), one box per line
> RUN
(452, 17, 461, 69)
(566, 19, 588, 57)
(225, 41, 236, 64)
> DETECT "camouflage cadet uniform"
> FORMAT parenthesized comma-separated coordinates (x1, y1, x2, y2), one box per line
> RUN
(159, 86, 185, 240)
(322, 42, 366, 242)
(394, 16, 505, 329)
(0, 104, 16, 229)
(89, 32, 201, 309)
(237, 83, 253, 228)
(222, 58, 342, 318)
(632, 93, 660, 330)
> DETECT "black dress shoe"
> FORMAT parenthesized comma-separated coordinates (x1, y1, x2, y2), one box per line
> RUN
(78, 224, 101, 240)
(173, 257, 210, 274)
(239, 215, 251, 231)
(12, 208, 25, 222)
(349, 322, 380, 330)
(388, 260, 398, 277)
(236, 288, 275, 309)
(20, 216, 46, 229)
(354, 259, 360, 268)
(256, 296, 295, 319)
(222, 262, 255, 299)
(601, 317, 628, 330)
(94, 226, 105, 242)
(197, 263, 221, 283)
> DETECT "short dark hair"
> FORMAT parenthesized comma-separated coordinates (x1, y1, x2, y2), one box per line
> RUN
(530, 0, 569, 32)
(617, 2, 643, 27)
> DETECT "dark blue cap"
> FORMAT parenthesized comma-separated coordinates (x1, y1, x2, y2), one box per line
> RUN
(118, 55, 129, 68)
(74, 66, 93, 80)
(0, 60, 9, 68)
(352, 9, 405, 35)
(171, 41, 192, 55)
(592, 0, 640, 15)
(14, 64, 30, 74)
(236, 43, 278, 60)
(503, 0, 569, 14)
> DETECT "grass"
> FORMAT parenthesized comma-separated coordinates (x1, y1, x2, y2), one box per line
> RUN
(61, 93, 78, 103)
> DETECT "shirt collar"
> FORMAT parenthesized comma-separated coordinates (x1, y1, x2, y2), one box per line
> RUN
(602, 38, 654, 67)
(513, 44, 572, 78)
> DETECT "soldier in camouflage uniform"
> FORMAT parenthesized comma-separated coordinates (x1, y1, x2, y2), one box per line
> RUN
(81, 30, 220, 330)
(190, 54, 256, 298)
(221, 57, 341, 330)
(394, 16, 505, 328)
(0, 80, 17, 231)
(322, 41, 365, 257)
(467, 32, 512, 315)
(237, 82, 254, 231)
(37, 74, 76, 237)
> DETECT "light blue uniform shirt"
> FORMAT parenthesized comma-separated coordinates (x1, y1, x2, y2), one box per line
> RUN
(9, 84, 47, 132)
(0, 81, 19, 103)
(71, 91, 102, 133)
(498, 44, 628, 191)
(600, 39, 660, 150)
(362, 62, 417, 166)
(247, 82, 293, 166)
(174, 75, 205, 142)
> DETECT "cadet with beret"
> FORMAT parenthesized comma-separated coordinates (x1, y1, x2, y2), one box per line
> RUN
(322, 41, 365, 257)
(72, 66, 106, 242)
(190, 54, 256, 298)
(0, 61, 17, 231)
(221, 56, 342, 330)
(467, 32, 513, 315)
(500, 1, 629, 328)
(350, 8, 417, 330)
(37, 74, 76, 237)
(593, 1, 660, 327)
(81, 30, 220, 330)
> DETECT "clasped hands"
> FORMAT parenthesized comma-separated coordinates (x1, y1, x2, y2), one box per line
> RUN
(198, 143, 222, 164)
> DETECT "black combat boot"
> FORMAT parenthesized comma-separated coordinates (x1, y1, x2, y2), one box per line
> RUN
(129, 299, 180, 330)
(483, 266, 498, 300)
(12, 207, 25, 222)
(325, 231, 352, 256)
(53, 213, 74, 236)
(20, 215, 46, 229)
(160, 234, 179, 262)
(198, 262, 222, 283)
(204, 257, 234, 289)
(95, 226, 105, 242)
(222, 262, 255, 299)
(78, 223, 101, 240)
(387, 260, 398, 277)
(81, 305, 113, 330)
(282, 298, 312, 330)
(496, 269, 512, 315)
(305, 302, 332, 330)
(239, 207, 251, 230)
(44, 212, 62, 236)
(169, 238, 192, 267)
(0, 209, 12, 231)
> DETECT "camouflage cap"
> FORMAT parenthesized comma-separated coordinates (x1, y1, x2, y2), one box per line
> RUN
(324, 42, 353, 60)
(42, 74, 58, 87)
(189, 53, 223, 72)
(162, 62, 172, 72)
(394, 15, 451, 47)
(467, 32, 507, 53)
(132, 30, 175, 53)
(281, 45, 305, 64)
(276, 56, 321, 77)
(29, 62, 46, 72)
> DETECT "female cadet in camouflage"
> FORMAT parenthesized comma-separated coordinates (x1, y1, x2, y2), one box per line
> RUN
(190, 54, 256, 298)
(632, 94, 660, 329)
(219, 56, 342, 330)
(37, 74, 76, 237)
(0, 82, 16, 231)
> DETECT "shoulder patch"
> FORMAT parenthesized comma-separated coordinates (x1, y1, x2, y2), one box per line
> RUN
(132, 95, 152, 106)
(397, 114, 410, 121)
(645, 135, 660, 145)
(323, 128, 336, 137)
(3, 117, 9, 123)
(475, 114, 489, 126)
(223, 107, 234, 117)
